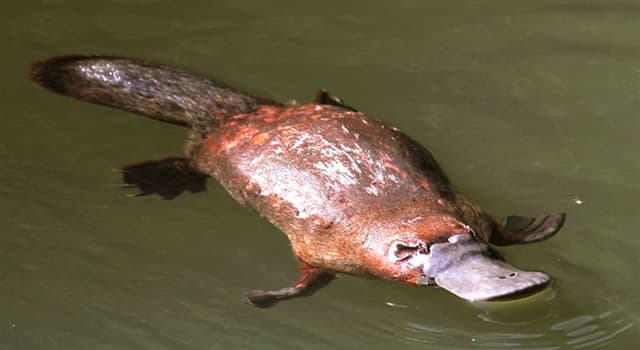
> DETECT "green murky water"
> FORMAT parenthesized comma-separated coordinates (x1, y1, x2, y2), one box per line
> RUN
(1, 1, 639, 349)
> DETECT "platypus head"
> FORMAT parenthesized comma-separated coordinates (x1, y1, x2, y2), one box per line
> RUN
(388, 225, 550, 302)
(418, 233, 549, 301)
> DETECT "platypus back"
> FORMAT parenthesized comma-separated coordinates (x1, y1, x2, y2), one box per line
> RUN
(30, 55, 282, 132)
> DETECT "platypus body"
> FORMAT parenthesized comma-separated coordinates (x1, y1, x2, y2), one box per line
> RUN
(30, 56, 565, 307)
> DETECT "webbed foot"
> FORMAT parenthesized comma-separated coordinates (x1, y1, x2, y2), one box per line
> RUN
(491, 213, 566, 246)
(121, 157, 208, 199)
(243, 266, 335, 308)
(314, 89, 358, 112)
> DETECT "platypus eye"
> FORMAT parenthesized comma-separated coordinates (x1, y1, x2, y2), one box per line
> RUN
(427, 234, 451, 247)
(428, 228, 475, 247)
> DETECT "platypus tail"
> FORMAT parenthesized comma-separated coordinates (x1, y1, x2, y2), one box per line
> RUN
(29, 55, 283, 132)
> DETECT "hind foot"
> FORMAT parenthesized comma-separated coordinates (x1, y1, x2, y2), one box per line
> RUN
(313, 89, 358, 112)
(121, 157, 208, 199)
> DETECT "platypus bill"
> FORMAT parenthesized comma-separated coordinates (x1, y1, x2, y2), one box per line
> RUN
(30, 55, 566, 308)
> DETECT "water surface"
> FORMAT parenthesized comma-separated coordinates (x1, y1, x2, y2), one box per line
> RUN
(1, 1, 639, 349)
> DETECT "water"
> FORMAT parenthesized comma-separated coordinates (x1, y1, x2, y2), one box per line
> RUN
(2, 0, 639, 349)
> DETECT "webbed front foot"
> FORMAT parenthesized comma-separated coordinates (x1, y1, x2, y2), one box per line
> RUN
(491, 213, 566, 246)
(243, 266, 335, 308)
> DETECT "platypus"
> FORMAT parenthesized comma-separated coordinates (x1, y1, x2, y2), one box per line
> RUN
(30, 56, 566, 308)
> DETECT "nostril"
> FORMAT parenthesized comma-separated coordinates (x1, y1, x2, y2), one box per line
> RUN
(497, 272, 519, 280)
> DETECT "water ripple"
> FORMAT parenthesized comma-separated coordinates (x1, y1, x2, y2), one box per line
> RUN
(400, 307, 633, 350)
(552, 312, 634, 349)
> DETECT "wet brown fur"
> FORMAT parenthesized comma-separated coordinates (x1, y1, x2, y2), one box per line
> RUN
(195, 104, 497, 283)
